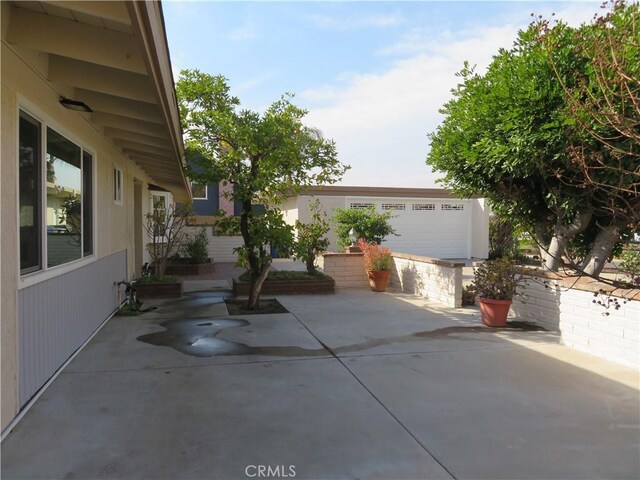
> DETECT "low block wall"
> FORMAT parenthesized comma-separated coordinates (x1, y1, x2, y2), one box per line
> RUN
(318, 253, 369, 289)
(319, 251, 463, 307)
(512, 275, 639, 369)
(390, 253, 463, 308)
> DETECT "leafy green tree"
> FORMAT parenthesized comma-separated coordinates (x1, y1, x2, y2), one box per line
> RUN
(292, 200, 330, 274)
(177, 71, 348, 309)
(427, 2, 638, 279)
(333, 206, 397, 250)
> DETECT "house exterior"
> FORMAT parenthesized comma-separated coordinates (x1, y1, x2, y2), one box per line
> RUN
(281, 186, 490, 259)
(1, 1, 190, 432)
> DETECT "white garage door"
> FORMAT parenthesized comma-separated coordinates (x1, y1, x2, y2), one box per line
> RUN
(347, 198, 470, 258)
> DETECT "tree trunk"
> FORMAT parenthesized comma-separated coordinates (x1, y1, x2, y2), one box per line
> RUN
(581, 223, 621, 277)
(543, 209, 593, 272)
(247, 263, 270, 310)
(306, 247, 316, 274)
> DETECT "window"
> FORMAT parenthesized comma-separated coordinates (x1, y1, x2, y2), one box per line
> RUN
(150, 192, 171, 243)
(19, 112, 42, 274)
(18, 110, 95, 275)
(113, 166, 123, 205)
(412, 203, 435, 211)
(381, 203, 406, 211)
(191, 182, 207, 199)
(349, 202, 374, 210)
(441, 203, 464, 211)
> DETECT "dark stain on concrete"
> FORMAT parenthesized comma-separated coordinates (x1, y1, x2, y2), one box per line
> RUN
(137, 316, 546, 358)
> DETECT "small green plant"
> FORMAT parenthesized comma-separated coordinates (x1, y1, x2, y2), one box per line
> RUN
(619, 244, 640, 286)
(472, 257, 528, 301)
(358, 238, 393, 271)
(136, 275, 177, 284)
(292, 200, 330, 274)
(183, 227, 209, 264)
(462, 284, 476, 306)
(116, 302, 143, 316)
(333, 206, 396, 250)
(239, 270, 331, 282)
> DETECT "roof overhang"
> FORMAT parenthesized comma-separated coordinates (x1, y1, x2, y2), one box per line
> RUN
(4, 0, 191, 200)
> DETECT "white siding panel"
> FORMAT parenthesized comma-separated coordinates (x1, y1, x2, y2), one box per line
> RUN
(18, 250, 126, 406)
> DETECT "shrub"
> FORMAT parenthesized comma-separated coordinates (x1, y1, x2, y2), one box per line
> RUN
(183, 227, 209, 264)
(472, 257, 528, 301)
(620, 244, 640, 286)
(358, 239, 393, 271)
(292, 200, 330, 274)
(333, 206, 396, 250)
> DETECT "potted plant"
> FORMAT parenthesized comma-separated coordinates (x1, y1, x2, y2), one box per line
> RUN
(358, 238, 393, 292)
(472, 257, 527, 327)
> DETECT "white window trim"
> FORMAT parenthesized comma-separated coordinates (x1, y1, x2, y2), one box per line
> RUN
(191, 182, 208, 200)
(114, 166, 123, 206)
(16, 98, 97, 289)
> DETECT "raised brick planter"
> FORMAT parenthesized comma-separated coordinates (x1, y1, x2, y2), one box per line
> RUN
(165, 260, 215, 276)
(136, 280, 183, 298)
(233, 277, 335, 295)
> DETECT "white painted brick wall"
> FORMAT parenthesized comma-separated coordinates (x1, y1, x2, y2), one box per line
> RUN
(389, 255, 462, 308)
(512, 278, 639, 370)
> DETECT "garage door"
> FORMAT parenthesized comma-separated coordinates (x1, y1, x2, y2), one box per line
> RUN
(347, 198, 470, 258)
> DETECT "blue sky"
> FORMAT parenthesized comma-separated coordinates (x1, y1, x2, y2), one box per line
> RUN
(164, 1, 602, 188)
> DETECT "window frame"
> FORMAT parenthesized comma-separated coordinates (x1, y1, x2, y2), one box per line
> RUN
(17, 101, 97, 287)
(113, 166, 123, 206)
(191, 181, 208, 200)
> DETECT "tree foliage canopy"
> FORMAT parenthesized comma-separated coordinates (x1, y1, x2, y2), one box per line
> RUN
(427, 1, 639, 277)
(176, 71, 348, 308)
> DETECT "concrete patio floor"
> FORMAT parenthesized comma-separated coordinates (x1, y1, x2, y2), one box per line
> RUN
(2, 288, 639, 480)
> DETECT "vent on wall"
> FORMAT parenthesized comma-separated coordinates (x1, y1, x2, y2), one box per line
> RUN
(350, 202, 374, 210)
(412, 203, 435, 211)
(382, 203, 406, 211)
(441, 203, 464, 211)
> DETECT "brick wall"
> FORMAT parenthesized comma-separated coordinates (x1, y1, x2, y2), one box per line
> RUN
(318, 253, 369, 288)
(512, 277, 639, 370)
(390, 253, 463, 308)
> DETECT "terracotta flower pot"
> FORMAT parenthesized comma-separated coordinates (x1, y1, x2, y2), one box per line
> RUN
(478, 297, 512, 327)
(367, 269, 391, 292)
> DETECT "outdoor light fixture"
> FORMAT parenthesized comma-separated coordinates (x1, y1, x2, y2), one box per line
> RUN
(59, 97, 93, 113)
(349, 228, 357, 246)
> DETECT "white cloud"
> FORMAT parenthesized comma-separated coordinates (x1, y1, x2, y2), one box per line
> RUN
(300, 3, 602, 188)
(309, 12, 404, 30)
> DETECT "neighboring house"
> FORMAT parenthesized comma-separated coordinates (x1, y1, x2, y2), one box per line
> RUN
(1, 1, 191, 432)
(281, 186, 490, 259)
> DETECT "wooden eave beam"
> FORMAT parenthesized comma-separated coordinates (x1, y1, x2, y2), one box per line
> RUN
(48, 56, 157, 103)
(46, 1, 131, 25)
(73, 90, 163, 124)
(91, 112, 168, 138)
(104, 127, 172, 149)
(7, 7, 145, 74)
(114, 139, 174, 158)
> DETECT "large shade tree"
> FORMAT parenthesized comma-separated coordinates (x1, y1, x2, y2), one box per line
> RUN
(427, 1, 638, 278)
(177, 71, 348, 309)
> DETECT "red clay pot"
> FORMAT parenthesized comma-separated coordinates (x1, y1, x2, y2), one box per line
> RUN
(367, 269, 391, 292)
(478, 297, 512, 327)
